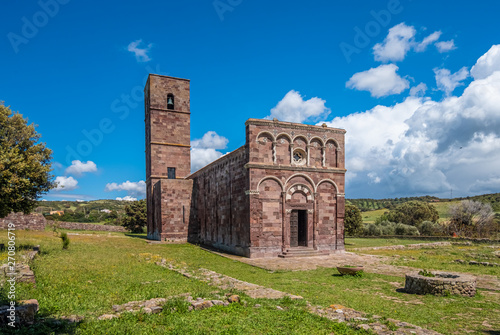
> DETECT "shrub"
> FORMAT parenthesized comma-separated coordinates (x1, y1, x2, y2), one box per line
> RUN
(385, 201, 439, 226)
(377, 220, 396, 235)
(344, 204, 363, 236)
(395, 223, 420, 236)
(60, 232, 70, 249)
(417, 221, 444, 236)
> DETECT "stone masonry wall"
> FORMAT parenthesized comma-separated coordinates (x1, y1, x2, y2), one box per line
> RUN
(245, 119, 346, 257)
(158, 179, 194, 242)
(0, 213, 46, 231)
(188, 147, 250, 256)
(47, 221, 126, 232)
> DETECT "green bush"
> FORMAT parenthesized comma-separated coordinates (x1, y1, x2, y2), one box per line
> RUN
(395, 223, 420, 236)
(60, 232, 70, 249)
(417, 221, 444, 236)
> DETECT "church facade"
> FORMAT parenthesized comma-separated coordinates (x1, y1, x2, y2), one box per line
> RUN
(145, 74, 346, 258)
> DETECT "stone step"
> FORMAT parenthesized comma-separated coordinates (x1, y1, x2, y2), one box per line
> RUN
(278, 248, 321, 258)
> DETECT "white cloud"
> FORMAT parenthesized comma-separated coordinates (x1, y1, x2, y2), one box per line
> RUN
(76, 199, 86, 202)
(116, 196, 137, 201)
(127, 40, 152, 62)
(373, 23, 416, 62)
(65, 160, 97, 176)
(190, 131, 229, 172)
(54, 176, 78, 191)
(414, 31, 442, 52)
(470, 44, 500, 80)
(410, 83, 427, 97)
(191, 131, 229, 150)
(346, 64, 409, 97)
(321, 45, 500, 198)
(266, 90, 330, 123)
(434, 67, 469, 95)
(435, 40, 456, 53)
(191, 148, 225, 172)
(105, 180, 146, 196)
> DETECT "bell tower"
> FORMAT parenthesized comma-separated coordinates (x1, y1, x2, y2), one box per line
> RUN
(145, 74, 192, 240)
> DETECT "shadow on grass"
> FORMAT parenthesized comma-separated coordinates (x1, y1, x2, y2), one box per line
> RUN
(482, 331, 500, 335)
(0, 318, 81, 335)
(124, 233, 148, 240)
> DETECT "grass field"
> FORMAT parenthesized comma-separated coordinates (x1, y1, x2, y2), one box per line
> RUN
(344, 237, 441, 249)
(1, 231, 499, 334)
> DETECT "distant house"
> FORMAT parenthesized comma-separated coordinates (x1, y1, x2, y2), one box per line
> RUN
(49, 211, 64, 216)
(100, 209, 112, 214)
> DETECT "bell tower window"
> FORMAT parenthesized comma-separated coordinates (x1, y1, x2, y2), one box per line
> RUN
(167, 94, 175, 110)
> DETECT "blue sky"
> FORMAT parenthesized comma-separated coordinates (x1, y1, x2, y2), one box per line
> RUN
(1, 0, 500, 201)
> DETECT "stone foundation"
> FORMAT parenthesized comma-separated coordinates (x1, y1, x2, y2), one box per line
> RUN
(404, 270, 476, 297)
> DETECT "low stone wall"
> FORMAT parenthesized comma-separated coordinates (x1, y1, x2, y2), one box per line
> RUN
(351, 235, 500, 244)
(404, 270, 476, 297)
(47, 221, 127, 232)
(0, 213, 46, 231)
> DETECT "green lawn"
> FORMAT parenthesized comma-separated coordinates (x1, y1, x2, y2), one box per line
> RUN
(1, 231, 498, 334)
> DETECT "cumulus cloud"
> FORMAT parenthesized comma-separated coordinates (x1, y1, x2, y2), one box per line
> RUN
(127, 40, 152, 62)
(116, 196, 137, 201)
(373, 23, 416, 62)
(346, 64, 409, 97)
(266, 90, 330, 123)
(470, 44, 500, 80)
(435, 40, 456, 53)
(414, 31, 442, 52)
(434, 67, 469, 95)
(54, 176, 78, 191)
(191, 131, 229, 150)
(410, 83, 427, 97)
(105, 180, 146, 196)
(190, 131, 229, 172)
(321, 45, 500, 198)
(65, 160, 97, 176)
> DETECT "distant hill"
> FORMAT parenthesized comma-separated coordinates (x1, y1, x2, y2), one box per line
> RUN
(346, 193, 500, 212)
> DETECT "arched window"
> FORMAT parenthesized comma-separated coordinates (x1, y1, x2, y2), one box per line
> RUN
(167, 93, 175, 110)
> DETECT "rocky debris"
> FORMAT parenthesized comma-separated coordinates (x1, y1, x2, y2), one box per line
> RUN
(351, 242, 451, 251)
(310, 305, 441, 335)
(468, 261, 499, 267)
(227, 295, 240, 303)
(98, 314, 118, 320)
(1, 247, 39, 285)
(0, 299, 39, 326)
(152, 256, 303, 300)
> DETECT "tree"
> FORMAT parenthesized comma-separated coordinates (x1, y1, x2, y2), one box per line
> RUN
(385, 201, 439, 226)
(448, 200, 495, 237)
(121, 199, 146, 233)
(0, 103, 54, 218)
(344, 203, 363, 236)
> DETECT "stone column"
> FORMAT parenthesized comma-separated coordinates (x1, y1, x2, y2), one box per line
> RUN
(322, 146, 326, 167)
(281, 191, 286, 252)
(289, 143, 294, 165)
(313, 192, 318, 249)
(272, 141, 277, 164)
(306, 144, 310, 166)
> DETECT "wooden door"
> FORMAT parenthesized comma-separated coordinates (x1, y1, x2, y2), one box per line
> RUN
(290, 210, 298, 247)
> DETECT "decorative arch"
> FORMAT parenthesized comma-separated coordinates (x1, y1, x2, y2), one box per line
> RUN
(285, 173, 315, 191)
(257, 176, 284, 192)
(256, 131, 276, 142)
(276, 133, 292, 142)
(285, 183, 314, 201)
(315, 178, 339, 193)
(308, 137, 325, 146)
(325, 138, 340, 149)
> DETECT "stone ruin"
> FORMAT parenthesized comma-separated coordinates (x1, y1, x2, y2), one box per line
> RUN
(404, 270, 477, 297)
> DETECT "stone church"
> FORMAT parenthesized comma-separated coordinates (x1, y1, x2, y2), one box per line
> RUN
(145, 74, 346, 258)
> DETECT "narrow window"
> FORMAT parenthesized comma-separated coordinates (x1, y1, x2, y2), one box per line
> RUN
(167, 167, 176, 179)
(167, 93, 175, 110)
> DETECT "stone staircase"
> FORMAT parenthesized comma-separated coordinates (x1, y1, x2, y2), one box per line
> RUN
(278, 247, 322, 258)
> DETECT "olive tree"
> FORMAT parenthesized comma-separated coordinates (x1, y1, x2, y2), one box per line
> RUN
(448, 200, 495, 237)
